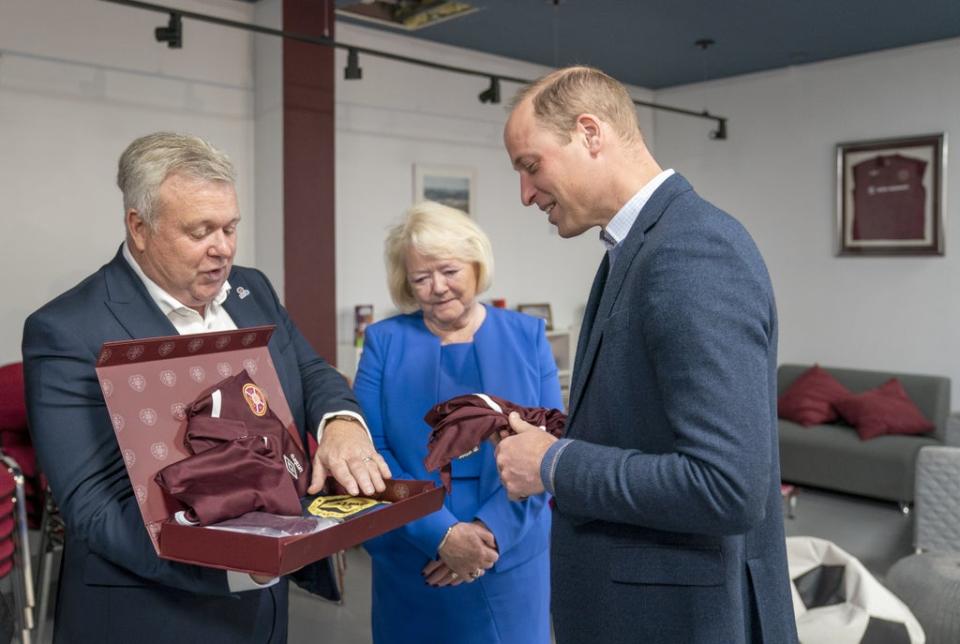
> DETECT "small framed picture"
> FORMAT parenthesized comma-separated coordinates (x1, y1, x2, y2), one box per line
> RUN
(836, 133, 946, 256)
(517, 303, 553, 331)
(413, 164, 476, 215)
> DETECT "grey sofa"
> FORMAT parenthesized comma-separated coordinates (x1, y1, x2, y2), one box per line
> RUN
(777, 364, 951, 505)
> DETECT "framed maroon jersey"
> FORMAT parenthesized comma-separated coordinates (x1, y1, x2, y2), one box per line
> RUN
(851, 154, 927, 240)
(837, 133, 944, 256)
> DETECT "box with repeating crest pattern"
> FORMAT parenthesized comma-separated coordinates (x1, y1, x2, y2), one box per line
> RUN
(96, 325, 444, 576)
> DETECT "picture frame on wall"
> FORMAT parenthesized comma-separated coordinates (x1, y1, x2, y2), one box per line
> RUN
(413, 164, 476, 215)
(517, 303, 553, 331)
(836, 133, 946, 256)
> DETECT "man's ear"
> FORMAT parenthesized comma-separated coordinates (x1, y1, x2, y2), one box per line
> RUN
(126, 209, 149, 252)
(576, 113, 603, 154)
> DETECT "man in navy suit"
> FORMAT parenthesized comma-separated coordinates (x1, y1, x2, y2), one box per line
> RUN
(496, 67, 798, 643)
(22, 132, 391, 643)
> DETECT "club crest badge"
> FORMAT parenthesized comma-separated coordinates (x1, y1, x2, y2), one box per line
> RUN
(101, 379, 114, 398)
(135, 485, 147, 505)
(159, 370, 177, 387)
(125, 345, 144, 361)
(216, 362, 233, 378)
(150, 442, 169, 461)
(243, 383, 268, 417)
(111, 413, 125, 432)
(236, 286, 250, 300)
(215, 335, 232, 350)
(170, 402, 187, 421)
(187, 338, 204, 353)
(98, 348, 112, 365)
(189, 366, 205, 383)
(242, 358, 258, 375)
(393, 483, 410, 499)
(158, 341, 176, 357)
(128, 374, 147, 392)
(139, 408, 158, 426)
(123, 449, 136, 467)
(241, 332, 257, 347)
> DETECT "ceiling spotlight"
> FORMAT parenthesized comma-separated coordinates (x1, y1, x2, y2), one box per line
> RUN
(344, 48, 363, 80)
(478, 76, 500, 104)
(710, 118, 727, 140)
(155, 12, 183, 49)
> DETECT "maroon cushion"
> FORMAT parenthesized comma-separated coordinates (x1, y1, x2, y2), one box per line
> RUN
(834, 379, 935, 440)
(0, 363, 27, 431)
(778, 365, 851, 426)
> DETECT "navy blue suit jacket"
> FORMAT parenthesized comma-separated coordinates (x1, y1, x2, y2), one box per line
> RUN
(22, 247, 358, 644)
(549, 175, 798, 643)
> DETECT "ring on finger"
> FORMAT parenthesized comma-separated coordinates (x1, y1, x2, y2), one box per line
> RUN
(361, 455, 373, 463)
(450, 572, 459, 580)
(470, 569, 482, 579)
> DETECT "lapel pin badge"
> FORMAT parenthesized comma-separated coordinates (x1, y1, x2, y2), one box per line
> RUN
(236, 286, 250, 300)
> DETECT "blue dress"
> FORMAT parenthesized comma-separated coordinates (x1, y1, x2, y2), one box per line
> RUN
(355, 306, 561, 644)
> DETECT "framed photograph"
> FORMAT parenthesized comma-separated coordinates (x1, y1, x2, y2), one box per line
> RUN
(517, 303, 553, 331)
(413, 164, 476, 215)
(836, 133, 946, 256)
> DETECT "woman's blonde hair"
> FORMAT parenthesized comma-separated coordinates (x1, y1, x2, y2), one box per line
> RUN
(384, 201, 494, 312)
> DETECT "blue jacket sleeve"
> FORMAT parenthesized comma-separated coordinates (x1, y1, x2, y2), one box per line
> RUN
(474, 319, 562, 558)
(353, 325, 458, 557)
(22, 312, 232, 595)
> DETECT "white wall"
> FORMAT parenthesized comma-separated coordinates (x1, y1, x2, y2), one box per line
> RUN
(332, 23, 656, 371)
(0, 0, 256, 366)
(654, 38, 960, 404)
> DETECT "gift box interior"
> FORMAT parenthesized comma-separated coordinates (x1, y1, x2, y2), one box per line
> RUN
(96, 326, 443, 576)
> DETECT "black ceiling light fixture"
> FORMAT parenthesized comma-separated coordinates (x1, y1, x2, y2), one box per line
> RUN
(344, 47, 363, 80)
(477, 76, 500, 104)
(694, 38, 726, 139)
(99, 0, 729, 138)
(155, 12, 183, 48)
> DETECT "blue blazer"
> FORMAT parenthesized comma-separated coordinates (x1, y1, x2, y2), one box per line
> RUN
(355, 306, 562, 572)
(22, 247, 356, 644)
(549, 175, 798, 644)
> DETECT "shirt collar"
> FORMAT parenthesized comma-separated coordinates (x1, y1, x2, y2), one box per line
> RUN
(600, 169, 675, 251)
(122, 241, 231, 317)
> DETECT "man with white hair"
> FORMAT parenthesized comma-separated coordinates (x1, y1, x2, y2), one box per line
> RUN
(23, 132, 390, 643)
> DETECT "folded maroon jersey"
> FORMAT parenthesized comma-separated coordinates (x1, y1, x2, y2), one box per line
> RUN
(155, 369, 309, 525)
(423, 394, 566, 491)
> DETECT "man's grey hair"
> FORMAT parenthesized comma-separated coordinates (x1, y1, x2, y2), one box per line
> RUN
(117, 132, 235, 229)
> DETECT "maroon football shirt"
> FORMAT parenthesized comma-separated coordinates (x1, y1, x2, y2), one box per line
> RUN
(155, 369, 309, 525)
(423, 393, 566, 491)
(852, 154, 927, 240)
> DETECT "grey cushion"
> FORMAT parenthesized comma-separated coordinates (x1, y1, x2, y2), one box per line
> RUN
(887, 554, 960, 644)
(779, 420, 939, 502)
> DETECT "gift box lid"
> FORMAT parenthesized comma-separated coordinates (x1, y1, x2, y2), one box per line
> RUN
(96, 325, 292, 553)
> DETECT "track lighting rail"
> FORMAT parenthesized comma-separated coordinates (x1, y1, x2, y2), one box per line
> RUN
(99, 0, 727, 139)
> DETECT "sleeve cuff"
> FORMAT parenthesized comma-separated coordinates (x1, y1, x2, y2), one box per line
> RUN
(226, 570, 279, 592)
(540, 438, 574, 496)
(316, 410, 372, 443)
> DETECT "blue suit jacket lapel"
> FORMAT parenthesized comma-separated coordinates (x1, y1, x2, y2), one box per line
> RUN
(567, 174, 691, 428)
(221, 271, 273, 329)
(103, 247, 178, 340)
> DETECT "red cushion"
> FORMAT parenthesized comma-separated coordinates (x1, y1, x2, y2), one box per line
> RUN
(834, 379, 935, 440)
(778, 365, 851, 426)
(0, 363, 27, 431)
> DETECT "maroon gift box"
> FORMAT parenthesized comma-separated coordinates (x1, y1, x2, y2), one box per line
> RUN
(95, 326, 443, 576)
